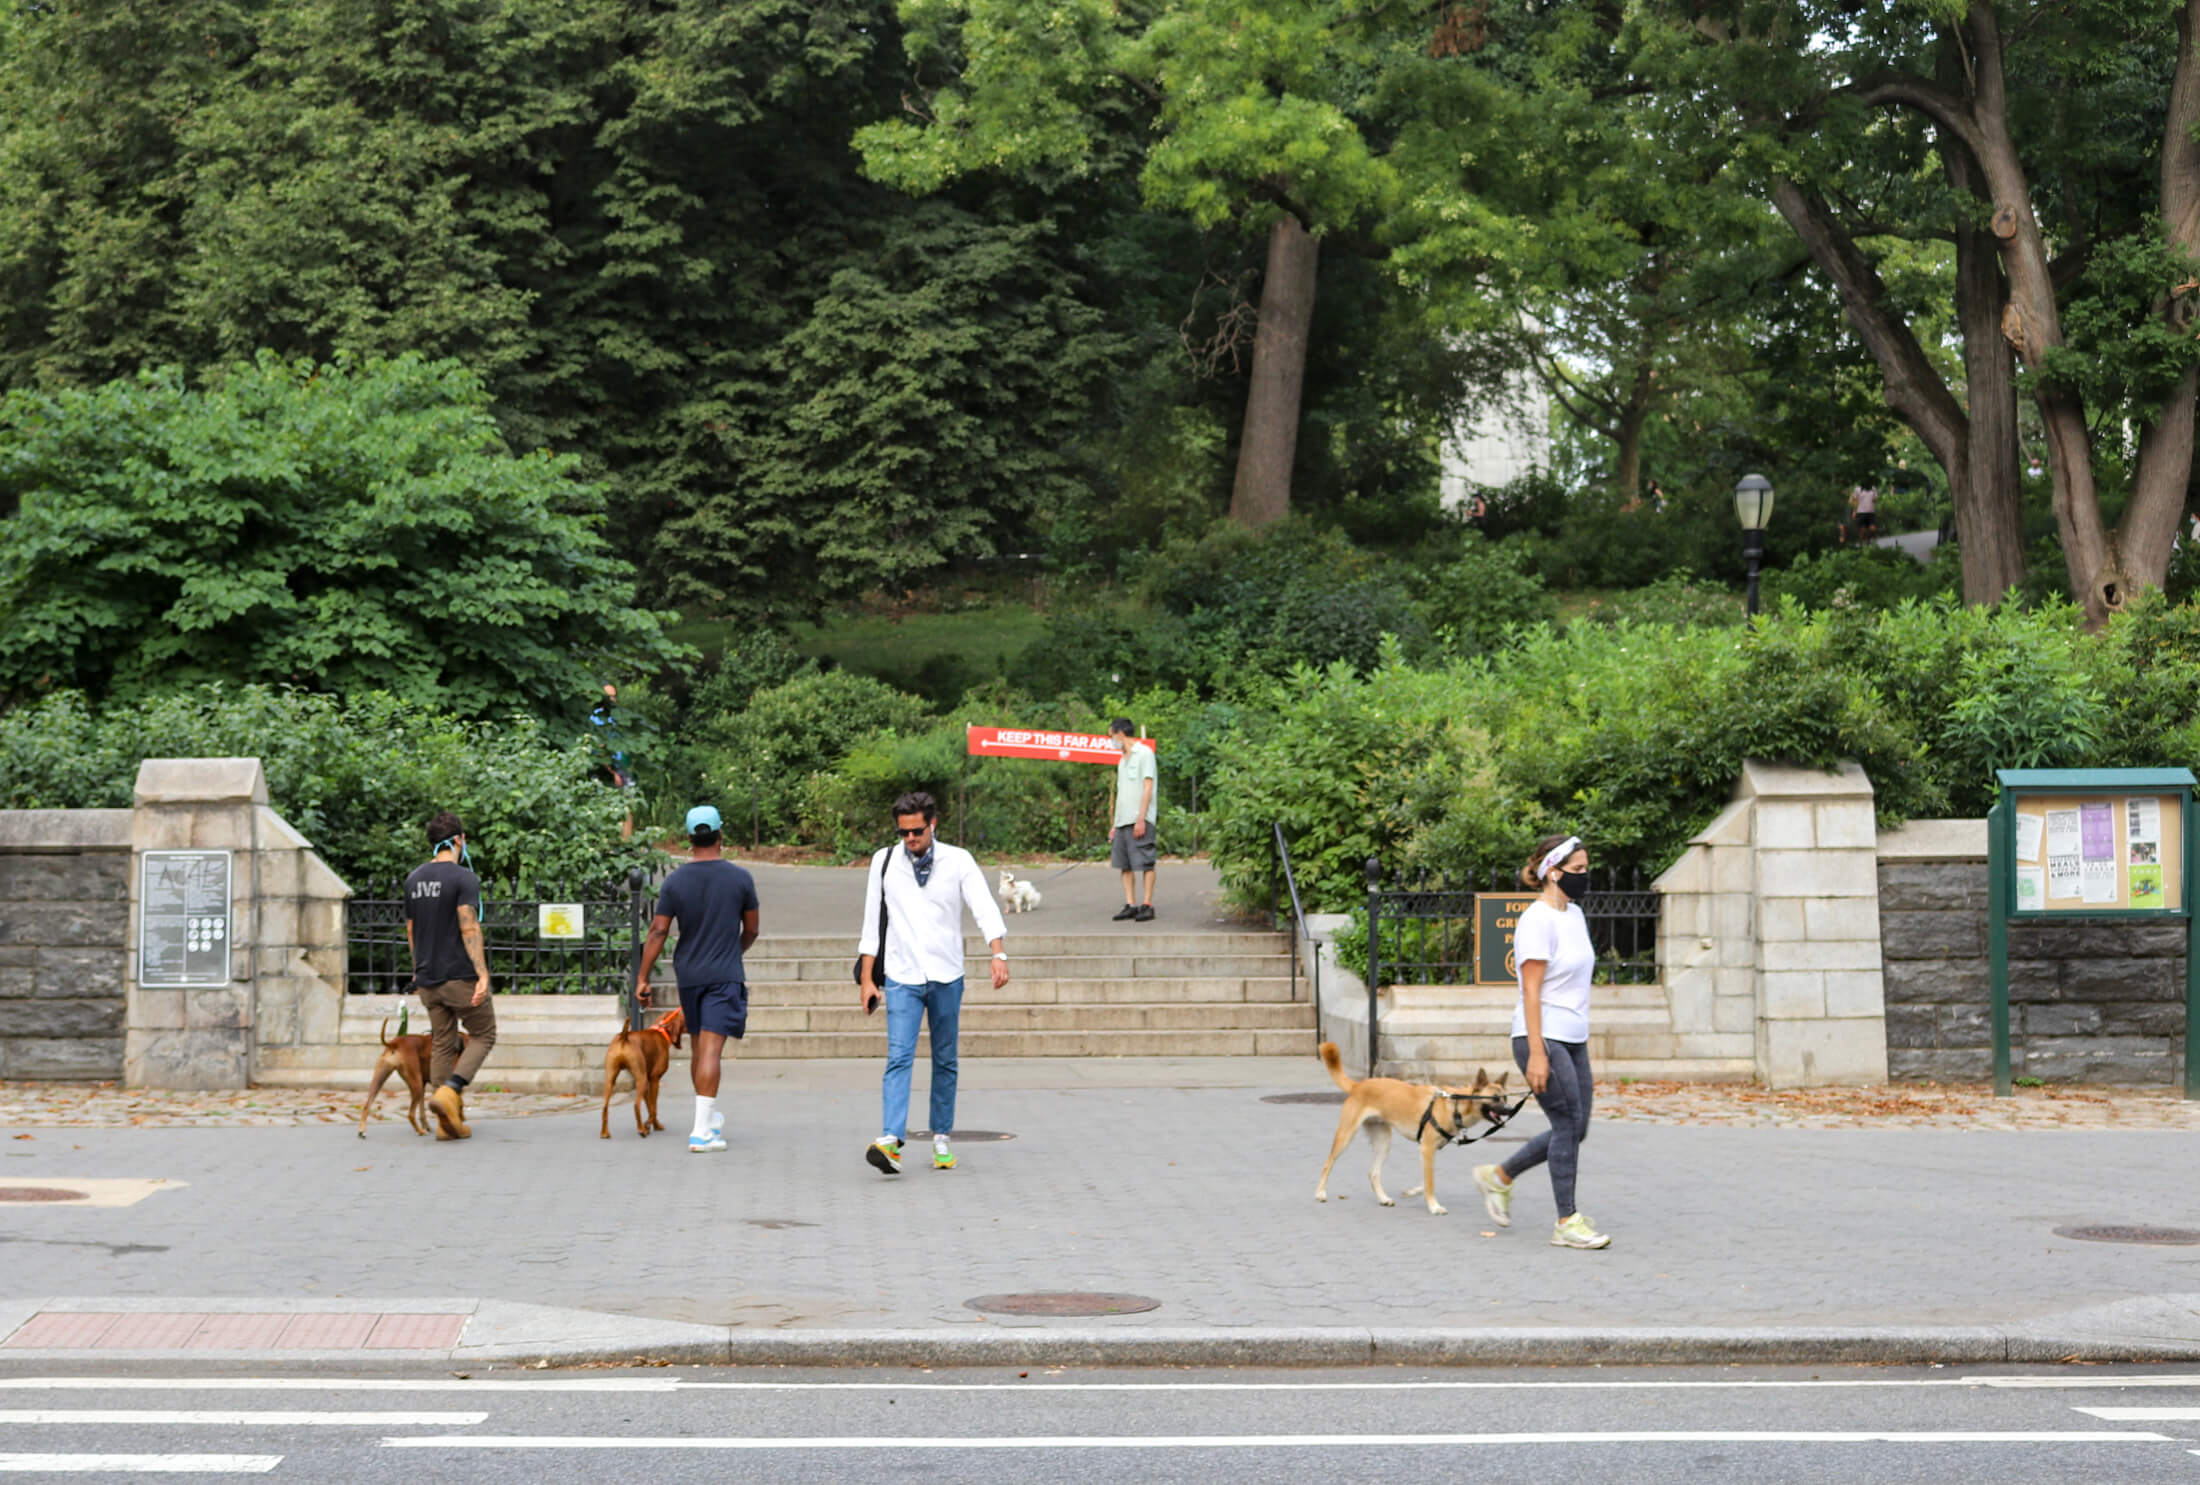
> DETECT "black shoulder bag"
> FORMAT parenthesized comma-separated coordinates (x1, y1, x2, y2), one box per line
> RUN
(851, 845, 891, 984)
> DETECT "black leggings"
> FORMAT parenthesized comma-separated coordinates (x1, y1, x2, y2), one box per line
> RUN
(1500, 1036, 1592, 1220)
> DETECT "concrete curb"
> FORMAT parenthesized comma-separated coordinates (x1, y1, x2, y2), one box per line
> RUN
(9, 1296, 2200, 1370)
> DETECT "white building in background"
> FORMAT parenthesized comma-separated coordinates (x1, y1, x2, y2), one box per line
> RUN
(1438, 372, 1549, 510)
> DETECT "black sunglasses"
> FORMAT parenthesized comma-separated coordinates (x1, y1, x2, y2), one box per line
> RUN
(897, 825, 932, 837)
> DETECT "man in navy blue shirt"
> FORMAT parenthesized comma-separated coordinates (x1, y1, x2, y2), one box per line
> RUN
(635, 806, 761, 1153)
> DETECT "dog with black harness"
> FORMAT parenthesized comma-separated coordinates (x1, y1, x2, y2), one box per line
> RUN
(1312, 1040, 1516, 1216)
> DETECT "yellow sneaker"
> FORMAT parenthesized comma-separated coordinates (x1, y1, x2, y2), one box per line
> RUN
(1551, 1213, 1610, 1249)
(1473, 1165, 1512, 1227)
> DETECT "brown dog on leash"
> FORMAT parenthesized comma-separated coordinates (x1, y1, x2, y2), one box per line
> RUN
(1312, 1040, 1509, 1215)
(599, 1007, 687, 1139)
(357, 1018, 466, 1139)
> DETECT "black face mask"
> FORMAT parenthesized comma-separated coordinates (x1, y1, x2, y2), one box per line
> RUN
(1556, 869, 1589, 903)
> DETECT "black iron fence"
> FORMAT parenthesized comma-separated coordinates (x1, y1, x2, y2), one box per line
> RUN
(1358, 856, 1662, 1077)
(347, 868, 656, 1026)
(1365, 861, 1660, 988)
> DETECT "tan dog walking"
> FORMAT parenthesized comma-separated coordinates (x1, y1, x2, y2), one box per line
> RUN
(1312, 1041, 1508, 1216)
(598, 1008, 687, 1139)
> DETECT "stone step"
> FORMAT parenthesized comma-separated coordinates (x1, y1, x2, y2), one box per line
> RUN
(254, 1064, 602, 1096)
(744, 932, 1290, 960)
(1378, 1028, 1712, 1065)
(745, 954, 1294, 983)
(1386, 983, 1670, 1011)
(1379, 1005, 1673, 1035)
(258, 1042, 605, 1073)
(1380, 1057, 1759, 1085)
(728, 1029, 1315, 1059)
(728, 977, 1305, 1007)
(744, 1002, 1314, 1035)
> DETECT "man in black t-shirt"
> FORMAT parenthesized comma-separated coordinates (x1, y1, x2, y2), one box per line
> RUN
(635, 805, 760, 1154)
(404, 810, 497, 1140)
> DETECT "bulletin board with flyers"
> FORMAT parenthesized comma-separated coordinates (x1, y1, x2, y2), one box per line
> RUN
(1986, 767, 2199, 1099)
(2002, 791, 2185, 915)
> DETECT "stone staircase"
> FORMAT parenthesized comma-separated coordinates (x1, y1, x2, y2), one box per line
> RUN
(1376, 982, 1755, 1083)
(255, 929, 1311, 1093)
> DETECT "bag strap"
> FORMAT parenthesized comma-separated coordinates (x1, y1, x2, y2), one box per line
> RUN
(873, 845, 892, 964)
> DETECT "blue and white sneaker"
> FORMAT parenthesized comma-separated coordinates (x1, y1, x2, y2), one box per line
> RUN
(688, 1129, 727, 1154)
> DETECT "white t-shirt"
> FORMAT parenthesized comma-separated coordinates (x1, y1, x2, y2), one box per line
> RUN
(1509, 899, 1596, 1043)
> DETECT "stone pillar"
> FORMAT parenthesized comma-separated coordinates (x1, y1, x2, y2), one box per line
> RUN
(1652, 797, 1757, 1065)
(125, 759, 267, 1089)
(1744, 760, 1890, 1087)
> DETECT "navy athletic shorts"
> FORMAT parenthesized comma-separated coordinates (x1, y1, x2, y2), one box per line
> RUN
(678, 980, 749, 1040)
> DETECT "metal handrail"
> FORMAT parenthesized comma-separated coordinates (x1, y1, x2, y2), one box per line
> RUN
(1271, 824, 1320, 1034)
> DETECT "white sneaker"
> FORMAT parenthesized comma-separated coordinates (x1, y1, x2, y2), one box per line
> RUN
(687, 1130, 727, 1154)
(1473, 1164, 1513, 1227)
(1551, 1213, 1611, 1249)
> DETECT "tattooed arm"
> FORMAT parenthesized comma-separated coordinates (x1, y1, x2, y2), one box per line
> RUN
(457, 901, 491, 1006)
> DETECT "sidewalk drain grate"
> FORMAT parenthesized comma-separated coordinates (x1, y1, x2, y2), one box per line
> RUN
(910, 1130, 1015, 1142)
(1262, 1092, 1346, 1105)
(2053, 1224, 2200, 1245)
(0, 1187, 88, 1203)
(965, 1292, 1161, 1317)
(743, 1219, 818, 1230)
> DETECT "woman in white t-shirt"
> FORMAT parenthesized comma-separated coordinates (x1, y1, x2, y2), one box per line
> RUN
(1472, 833, 1611, 1249)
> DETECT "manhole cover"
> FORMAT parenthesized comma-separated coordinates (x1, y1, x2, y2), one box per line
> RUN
(966, 1292, 1161, 1317)
(0, 1187, 88, 1203)
(742, 1219, 817, 1230)
(910, 1130, 1015, 1142)
(2053, 1224, 2200, 1245)
(1262, 1092, 1346, 1105)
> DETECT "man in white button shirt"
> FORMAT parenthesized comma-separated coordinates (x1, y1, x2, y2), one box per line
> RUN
(855, 791, 1008, 1174)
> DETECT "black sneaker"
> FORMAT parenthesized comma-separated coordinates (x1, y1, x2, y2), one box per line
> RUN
(1112, 904, 1138, 921)
(1134, 905, 1155, 922)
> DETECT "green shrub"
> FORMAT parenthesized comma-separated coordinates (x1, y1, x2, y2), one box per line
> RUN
(1762, 545, 1959, 612)
(694, 670, 932, 841)
(1573, 576, 1744, 630)
(0, 686, 649, 889)
(1414, 534, 1555, 653)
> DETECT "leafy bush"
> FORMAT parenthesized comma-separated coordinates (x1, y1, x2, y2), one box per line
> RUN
(0, 686, 649, 889)
(1414, 534, 1555, 653)
(1762, 545, 1959, 612)
(1573, 576, 1743, 629)
(0, 354, 682, 717)
(693, 670, 932, 841)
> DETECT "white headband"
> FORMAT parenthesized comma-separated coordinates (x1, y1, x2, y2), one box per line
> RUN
(1538, 836, 1582, 879)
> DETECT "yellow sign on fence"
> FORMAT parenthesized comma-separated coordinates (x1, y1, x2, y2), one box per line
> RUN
(537, 903, 585, 940)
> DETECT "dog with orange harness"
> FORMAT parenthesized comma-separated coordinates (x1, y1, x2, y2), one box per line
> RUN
(599, 1007, 687, 1139)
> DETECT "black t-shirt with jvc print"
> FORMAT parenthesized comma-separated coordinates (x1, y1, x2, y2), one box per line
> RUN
(403, 860, 483, 987)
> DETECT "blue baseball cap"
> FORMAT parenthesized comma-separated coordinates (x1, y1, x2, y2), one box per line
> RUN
(685, 805, 723, 834)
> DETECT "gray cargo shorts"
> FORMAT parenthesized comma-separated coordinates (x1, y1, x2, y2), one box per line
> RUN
(1110, 823, 1158, 871)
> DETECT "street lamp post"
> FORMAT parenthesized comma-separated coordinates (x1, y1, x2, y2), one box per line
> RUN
(1733, 473, 1776, 619)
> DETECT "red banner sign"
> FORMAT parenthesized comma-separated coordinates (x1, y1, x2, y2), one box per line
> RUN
(966, 725, 1154, 766)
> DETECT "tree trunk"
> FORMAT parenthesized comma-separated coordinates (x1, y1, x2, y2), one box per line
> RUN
(1767, 179, 1970, 501)
(2117, 0, 2200, 597)
(1229, 215, 1319, 527)
(1939, 92, 2027, 605)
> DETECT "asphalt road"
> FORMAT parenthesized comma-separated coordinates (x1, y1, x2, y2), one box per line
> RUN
(0, 1363, 2196, 1482)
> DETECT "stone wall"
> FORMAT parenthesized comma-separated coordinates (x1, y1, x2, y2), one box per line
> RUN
(0, 811, 133, 1079)
(1879, 819, 2188, 1085)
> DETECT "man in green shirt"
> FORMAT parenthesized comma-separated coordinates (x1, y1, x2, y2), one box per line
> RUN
(1109, 717, 1158, 922)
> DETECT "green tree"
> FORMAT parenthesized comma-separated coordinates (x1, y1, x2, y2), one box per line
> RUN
(0, 353, 680, 716)
(1649, 0, 2200, 619)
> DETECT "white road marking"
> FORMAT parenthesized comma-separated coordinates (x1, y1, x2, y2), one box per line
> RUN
(0, 1179, 186, 1207)
(0, 1410, 486, 1426)
(2076, 1407, 2200, 1420)
(380, 1430, 2181, 1450)
(3, 1372, 2199, 1394)
(0, 1456, 278, 1474)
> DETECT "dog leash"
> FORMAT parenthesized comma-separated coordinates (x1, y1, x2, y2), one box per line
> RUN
(1416, 1091, 1533, 1148)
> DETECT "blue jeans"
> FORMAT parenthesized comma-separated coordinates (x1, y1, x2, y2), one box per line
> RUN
(881, 977, 964, 1140)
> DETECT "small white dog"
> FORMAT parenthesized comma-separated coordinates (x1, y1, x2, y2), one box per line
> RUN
(996, 868, 1042, 914)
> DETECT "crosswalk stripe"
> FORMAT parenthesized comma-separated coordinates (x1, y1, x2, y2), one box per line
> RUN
(0, 1456, 280, 1474)
(0, 1410, 485, 1426)
(2075, 1407, 2200, 1420)
(378, 1430, 2182, 1450)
